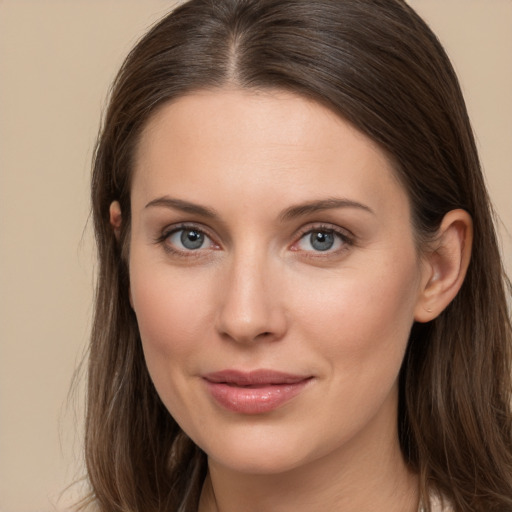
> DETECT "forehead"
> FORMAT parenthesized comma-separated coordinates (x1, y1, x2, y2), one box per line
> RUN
(131, 88, 409, 220)
(136, 88, 387, 166)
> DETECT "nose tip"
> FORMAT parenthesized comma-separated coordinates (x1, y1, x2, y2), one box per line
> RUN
(218, 312, 282, 344)
(215, 262, 287, 344)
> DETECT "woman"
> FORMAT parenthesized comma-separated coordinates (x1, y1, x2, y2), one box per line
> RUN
(84, 0, 512, 511)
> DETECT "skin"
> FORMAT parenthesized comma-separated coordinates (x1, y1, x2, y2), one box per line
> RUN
(111, 88, 472, 511)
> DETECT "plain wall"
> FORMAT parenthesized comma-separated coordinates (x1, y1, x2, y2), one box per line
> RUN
(0, 1, 510, 510)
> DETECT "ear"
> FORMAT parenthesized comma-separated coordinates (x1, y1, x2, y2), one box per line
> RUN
(109, 200, 134, 308)
(109, 201, 122, 241)
(414, 209, 473, 323)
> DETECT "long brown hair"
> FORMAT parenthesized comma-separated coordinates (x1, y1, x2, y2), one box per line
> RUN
(86, 1, 512, 510)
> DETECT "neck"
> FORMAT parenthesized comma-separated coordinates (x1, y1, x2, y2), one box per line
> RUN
(198, 403, 419, 512)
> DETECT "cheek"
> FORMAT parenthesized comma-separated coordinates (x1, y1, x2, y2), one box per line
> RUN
(288, 259, 421, 445)
(294, 256, 420, 374)
(129, 263, 215, 370)
(129, 262, 221, 434)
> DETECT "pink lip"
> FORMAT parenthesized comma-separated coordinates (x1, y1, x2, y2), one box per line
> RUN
(202, 370, 313, 414)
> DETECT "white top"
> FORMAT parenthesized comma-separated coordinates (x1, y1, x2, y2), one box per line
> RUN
(428, 494, 452, 512)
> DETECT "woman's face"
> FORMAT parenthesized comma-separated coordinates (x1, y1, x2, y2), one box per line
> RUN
(128, 89, 429, 475)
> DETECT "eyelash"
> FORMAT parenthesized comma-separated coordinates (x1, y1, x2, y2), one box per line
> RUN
(154, 223, 354, 258)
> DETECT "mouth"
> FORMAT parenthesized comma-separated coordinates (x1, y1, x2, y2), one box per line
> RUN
(202, 369, 313, 414)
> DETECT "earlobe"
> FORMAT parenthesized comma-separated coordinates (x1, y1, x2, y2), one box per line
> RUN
(414, 209, 473, 323)
(109, 201, 122, 241)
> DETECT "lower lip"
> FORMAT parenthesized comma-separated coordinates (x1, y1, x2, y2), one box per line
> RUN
(204, 379, 311, 414)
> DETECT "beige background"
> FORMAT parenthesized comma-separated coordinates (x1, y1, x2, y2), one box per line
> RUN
(0, 1, 510, 510)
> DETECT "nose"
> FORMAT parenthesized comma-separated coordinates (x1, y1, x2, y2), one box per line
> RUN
(215, 251, 287, 344)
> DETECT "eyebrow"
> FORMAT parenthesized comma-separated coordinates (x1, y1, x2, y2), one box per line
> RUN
(145, 196, 218, 217)
(279, 198, 374, 221)
(144, 195, 374, 221)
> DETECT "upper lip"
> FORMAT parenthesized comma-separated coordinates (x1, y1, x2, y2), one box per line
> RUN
(203, 369, 311, 386)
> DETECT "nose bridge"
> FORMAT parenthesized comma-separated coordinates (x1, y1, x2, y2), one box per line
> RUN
(216, 243, 285, 343)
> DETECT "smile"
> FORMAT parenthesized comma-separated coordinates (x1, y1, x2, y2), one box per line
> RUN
(202, 370, 313, 415)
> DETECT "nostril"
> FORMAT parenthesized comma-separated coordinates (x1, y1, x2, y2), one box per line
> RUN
(239, 331, 273, 342)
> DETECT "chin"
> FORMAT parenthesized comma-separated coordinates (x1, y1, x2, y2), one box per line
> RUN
(209, 448, 308, 476)
(193, 423, 325, 476)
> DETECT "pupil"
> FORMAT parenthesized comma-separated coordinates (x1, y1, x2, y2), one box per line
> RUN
(181, 230, 204, 250)
(310, 231, 334, 251)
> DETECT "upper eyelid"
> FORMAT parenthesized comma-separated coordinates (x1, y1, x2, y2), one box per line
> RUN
(162, 218, 237, 246)
(293, 222, 355, 241)
(164, 222, 353, 238)
(162, 222, 214, 238)
(154, 223, 219, 249)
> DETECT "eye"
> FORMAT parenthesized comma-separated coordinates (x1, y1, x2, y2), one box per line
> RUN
(294, 228, 349, 253)
(162, 226, 217, 252)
